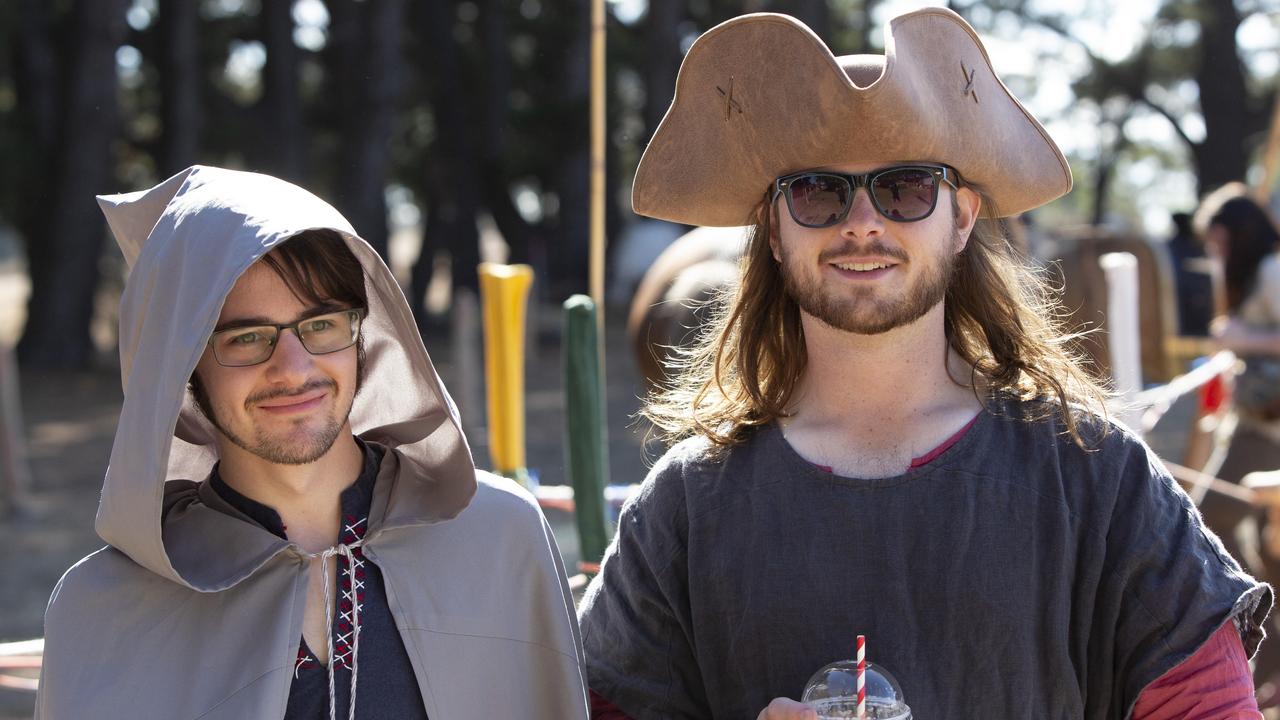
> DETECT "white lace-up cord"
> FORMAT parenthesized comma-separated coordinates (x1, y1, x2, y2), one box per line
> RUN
(317, 539, 365, 720)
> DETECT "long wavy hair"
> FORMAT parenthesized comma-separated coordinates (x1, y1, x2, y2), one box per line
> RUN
(642, 186, 1110, 450)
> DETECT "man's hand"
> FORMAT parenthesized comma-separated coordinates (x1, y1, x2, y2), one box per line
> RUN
(756, 697, 818, 720)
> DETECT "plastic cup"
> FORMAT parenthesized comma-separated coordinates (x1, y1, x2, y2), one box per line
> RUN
(801, 660, 911, 720)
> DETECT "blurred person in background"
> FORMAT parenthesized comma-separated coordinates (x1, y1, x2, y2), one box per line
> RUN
(1168, 211, 1215, 337)
(1196, 183, 1280, 528)
(1198, 184, 1280, 475)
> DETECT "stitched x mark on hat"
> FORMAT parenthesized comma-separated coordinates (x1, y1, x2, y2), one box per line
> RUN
(961, 61, 979, 104)
(717, 77, 744, 120)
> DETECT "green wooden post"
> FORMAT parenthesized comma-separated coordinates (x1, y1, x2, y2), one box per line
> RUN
(563, 295, 610, 570)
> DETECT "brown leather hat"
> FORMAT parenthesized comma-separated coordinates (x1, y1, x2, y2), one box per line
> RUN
(632, 8, 1072, 226)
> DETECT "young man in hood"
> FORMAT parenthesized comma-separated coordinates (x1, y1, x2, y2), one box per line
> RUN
(36, 166, 589, 719)
(578, 9, 1272, 719)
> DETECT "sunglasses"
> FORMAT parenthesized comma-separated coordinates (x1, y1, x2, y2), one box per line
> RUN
(772, 164, 961, 228)
(207, 308, 367, 367)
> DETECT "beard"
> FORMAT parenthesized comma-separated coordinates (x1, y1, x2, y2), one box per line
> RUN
(779, 228, 958, 335)
(207, 378, 350, 465)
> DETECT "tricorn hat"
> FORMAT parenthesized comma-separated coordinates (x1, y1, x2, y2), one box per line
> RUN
(632, 8, 1072, 226)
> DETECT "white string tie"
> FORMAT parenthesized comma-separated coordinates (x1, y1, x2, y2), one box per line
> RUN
(316, 539, 364, 720)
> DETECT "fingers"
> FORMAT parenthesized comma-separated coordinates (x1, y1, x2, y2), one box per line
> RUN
(756, 696, 818, 720)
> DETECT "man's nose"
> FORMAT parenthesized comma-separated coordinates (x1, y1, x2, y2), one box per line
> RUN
(264, 328, 314, 381)
(837, 188, 885, 239)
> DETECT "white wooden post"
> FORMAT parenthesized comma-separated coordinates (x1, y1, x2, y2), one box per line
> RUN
(1100, 252, 1143, 433)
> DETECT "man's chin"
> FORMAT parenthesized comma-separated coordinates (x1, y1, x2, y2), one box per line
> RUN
(214, 417, 347, 466)
(251, 434, 342, 465)
(806, 303, 916, 335)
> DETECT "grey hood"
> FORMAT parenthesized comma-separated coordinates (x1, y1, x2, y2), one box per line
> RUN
(96, 165, 476, 589)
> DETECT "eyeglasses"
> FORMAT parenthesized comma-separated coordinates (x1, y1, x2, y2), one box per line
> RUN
(207, 308, 367, 367)
(772, 164, 961, 228)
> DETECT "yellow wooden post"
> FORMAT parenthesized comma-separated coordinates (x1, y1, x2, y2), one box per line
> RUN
(478, 263, 534, 486)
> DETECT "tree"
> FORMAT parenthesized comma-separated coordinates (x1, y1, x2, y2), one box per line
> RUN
(1072, 0, 1269, 197)
(259, 0, 307, 182)
(324, 0, 405, 259)
(642, 0, 684, 140)
(477, 0, 535, 265)
(550, 0, 592, 299)
(18, 0, 129, 369)
(8, 0, 60, 263)
(412, 0, 482, 313)
(959, 0, 1276, 221)
(158, 0, 202, 175)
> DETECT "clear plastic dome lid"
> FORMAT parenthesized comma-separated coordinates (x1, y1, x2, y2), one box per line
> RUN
(801, 660, 911, 720)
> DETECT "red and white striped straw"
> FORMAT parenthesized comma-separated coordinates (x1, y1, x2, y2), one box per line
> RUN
(857, 635, 866, 720)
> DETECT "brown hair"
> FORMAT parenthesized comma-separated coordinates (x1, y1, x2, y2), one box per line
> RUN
(190, 228, 369, 417)
(642, 187, 1110, 450)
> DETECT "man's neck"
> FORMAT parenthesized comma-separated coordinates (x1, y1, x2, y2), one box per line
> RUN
(783, 302, 981, 477)
(216, 429, 364, 553)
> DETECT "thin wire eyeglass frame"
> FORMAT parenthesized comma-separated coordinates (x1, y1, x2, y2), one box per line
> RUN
(207, 307, 367, 367)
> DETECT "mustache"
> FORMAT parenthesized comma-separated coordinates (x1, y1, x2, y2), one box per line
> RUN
(817, 240, 908, 263)
(246, 378, 337, 407)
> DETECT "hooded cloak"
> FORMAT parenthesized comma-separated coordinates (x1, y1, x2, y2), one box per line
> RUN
(36, 166, 588, 719)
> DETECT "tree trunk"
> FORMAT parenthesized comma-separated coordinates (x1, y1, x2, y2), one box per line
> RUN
(642, 0, 682, 139)
(1091, 108, 1133, 226)
(158, 0, 202, 175)
(259, 0, 307, 181)
(18, 0, 129, 369)
(14, 0, 59, 152)
(12, 0, 60, 270)
(551, 0, 591, 300)
(418, 0, 481, 296)
(327, 0, 403, 259)
(1192, 0, 1250, 194)
(477, 0, 537, 264)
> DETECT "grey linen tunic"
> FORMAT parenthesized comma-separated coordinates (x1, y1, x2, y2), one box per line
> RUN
(579, 397, 1272, 719)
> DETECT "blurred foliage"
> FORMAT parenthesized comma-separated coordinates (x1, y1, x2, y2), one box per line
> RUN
(0, 0, 1275, 368)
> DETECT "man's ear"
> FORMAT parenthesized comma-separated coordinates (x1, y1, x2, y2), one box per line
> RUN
(953, 187, 982, 252)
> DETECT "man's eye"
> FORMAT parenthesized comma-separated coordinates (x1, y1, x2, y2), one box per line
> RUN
(228, 332, 263, 345)
(303, 319, 334, 333)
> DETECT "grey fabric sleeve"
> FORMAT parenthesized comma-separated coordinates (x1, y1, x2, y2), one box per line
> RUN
(578, 451, 712, 719)
(1097, 434, 1273, 719)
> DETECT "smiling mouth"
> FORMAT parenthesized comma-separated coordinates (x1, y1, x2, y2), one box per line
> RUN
(256, 390, 328, 413)
(832, 261, 896, 272)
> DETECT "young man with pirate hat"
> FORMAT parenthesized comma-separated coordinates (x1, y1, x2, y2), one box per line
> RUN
(580, 8, 1271, 719)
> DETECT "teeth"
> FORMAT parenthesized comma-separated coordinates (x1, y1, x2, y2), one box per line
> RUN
(835, 261, 891, 271)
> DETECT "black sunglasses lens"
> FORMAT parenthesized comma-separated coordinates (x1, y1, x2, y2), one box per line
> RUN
(787, 174, 851, 227)
(870, 168, 938, 221)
